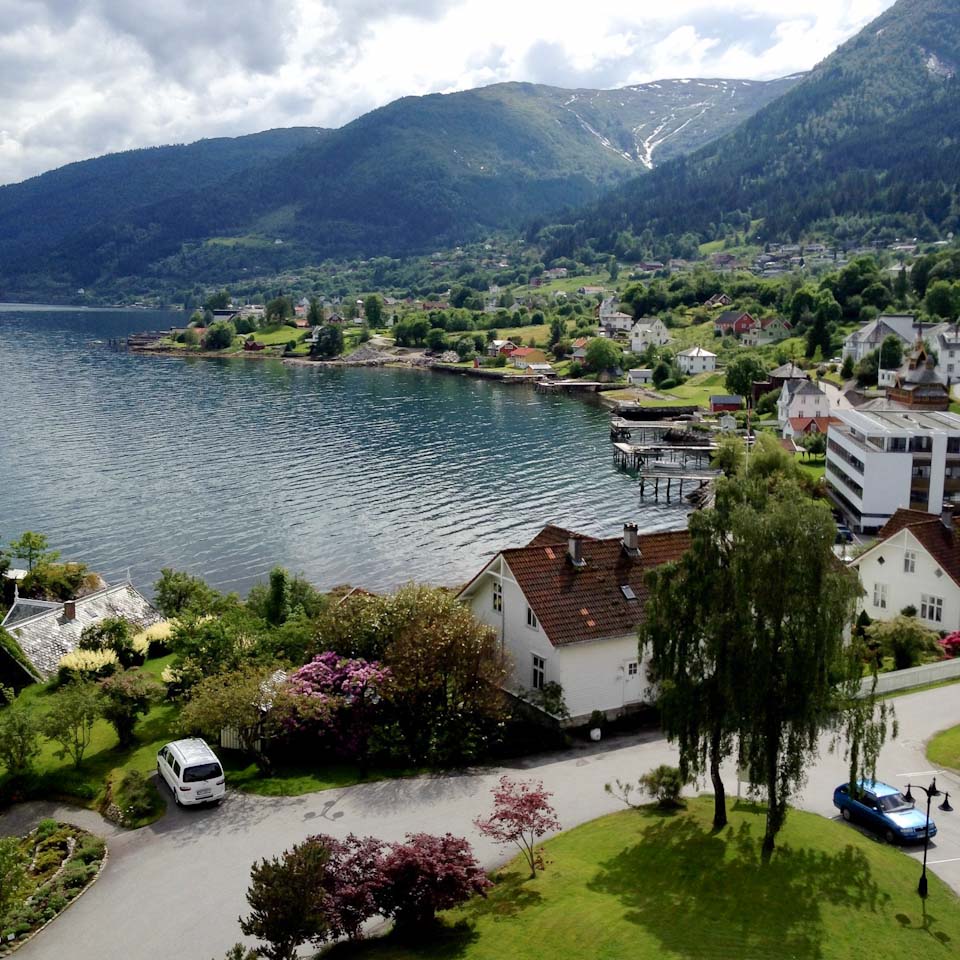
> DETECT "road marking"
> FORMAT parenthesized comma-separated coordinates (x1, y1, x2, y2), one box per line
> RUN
(897, 771, 942, 778)
(928, 858, 960, 865)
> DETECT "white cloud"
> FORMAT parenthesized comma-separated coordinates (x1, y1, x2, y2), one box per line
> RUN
(0, 0, 896, 185)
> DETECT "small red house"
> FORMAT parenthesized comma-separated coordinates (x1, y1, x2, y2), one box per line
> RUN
(709, 395, 743, 413)
(714, 311, 756, 337)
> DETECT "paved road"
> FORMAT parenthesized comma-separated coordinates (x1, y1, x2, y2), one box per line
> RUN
(3, 684, 959, 960)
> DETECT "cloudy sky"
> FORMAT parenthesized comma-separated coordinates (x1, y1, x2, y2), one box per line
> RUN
(0, 0, 896, 186)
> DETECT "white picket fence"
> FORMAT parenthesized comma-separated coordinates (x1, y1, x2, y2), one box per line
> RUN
(858, 657, 960, 697)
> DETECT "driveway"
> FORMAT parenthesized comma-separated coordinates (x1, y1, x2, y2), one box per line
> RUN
(3, 683, 959, 960)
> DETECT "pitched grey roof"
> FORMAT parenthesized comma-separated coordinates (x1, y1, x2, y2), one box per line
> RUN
(846, 315, 915, 345)
(2, 583, 163, 679)
(769, 362, 809, 379)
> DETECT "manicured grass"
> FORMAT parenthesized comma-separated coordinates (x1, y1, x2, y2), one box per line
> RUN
(795, 453, 827, 482)
(252, 325, 303, 346)
(330, 797, 960, 960)
(659, 371, 728, 408)
(2, 655, 179, 818)
(927, 723, 960, 772)
(222, 757, 422, 797)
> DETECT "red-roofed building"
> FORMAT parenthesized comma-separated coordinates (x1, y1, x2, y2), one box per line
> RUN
(785, 416, 841, 439)
(850, 507, 960, 630)
(458, 522, 690, 722)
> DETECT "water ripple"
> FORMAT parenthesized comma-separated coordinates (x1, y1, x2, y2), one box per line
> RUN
(0, 309, 689, 595)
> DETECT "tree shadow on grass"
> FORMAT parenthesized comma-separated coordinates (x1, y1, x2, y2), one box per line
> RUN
(458, 870, 544, 923)
(325, 921, 480, 959)
(588, 807, 897, 960)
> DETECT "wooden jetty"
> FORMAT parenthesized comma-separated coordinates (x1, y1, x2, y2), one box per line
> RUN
(612, 440, 720, 501)
(609, 417, 717, 444)
(536, 379, 614, 394)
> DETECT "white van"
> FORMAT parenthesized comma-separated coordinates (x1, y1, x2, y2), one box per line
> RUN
(156, 738, 226, 806)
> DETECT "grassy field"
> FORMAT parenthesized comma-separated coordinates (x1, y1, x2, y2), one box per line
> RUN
(330, 797, 960, 960)
(795, 452, 827, 482)
(927, 723, 960, 772)
(1, 655, 179, 815)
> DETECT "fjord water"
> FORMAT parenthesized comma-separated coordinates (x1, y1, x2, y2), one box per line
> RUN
(0, 307, 687, 594)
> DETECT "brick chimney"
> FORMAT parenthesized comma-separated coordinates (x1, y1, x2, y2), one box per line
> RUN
(63, 600, 76, 621)
(622, 522, 641, 558)
(567, 536, 586, 568)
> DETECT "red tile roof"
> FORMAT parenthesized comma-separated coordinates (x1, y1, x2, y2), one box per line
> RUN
(499, 526, 691, 647)
(788, 416, 841, 434)
(874, 509, 960, 589)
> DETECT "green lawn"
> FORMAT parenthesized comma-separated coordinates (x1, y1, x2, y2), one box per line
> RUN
(2, 655, 180, 814)
(927, 723, 960, 772)
(330, 797, 960, 960)
(223, 757, 422, 797)
(660, 371, 728, 408)
(795, 452, 827, 482)
(252, 325, 303, 346)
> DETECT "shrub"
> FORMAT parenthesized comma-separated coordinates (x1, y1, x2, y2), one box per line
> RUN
(376, 834, 490, 936)
(73, 835, 106, 865)
(0, 687, 42, 776)
(940, 632, 960, 658)
(638, 764, 687, 808)
(35, 818, 60, 840)
(658, 378, 677, 390)
(113, 770, 163, 824)
(57, 648, 118, 684)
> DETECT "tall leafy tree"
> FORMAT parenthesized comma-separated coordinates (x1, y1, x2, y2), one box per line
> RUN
(730, 486, 877, 856)
(8, 531, 57, 572)
(643, 508, 743, 829)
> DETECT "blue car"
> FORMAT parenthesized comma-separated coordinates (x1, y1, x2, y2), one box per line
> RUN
(833, 780, 937, 844)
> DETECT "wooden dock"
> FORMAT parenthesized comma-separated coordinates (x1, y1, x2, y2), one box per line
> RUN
(612, 440, 720, 501)
(536, 379, 613, 394)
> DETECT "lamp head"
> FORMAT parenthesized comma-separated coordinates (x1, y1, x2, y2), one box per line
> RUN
(904, 784, 915, 804)
(930, 778, 941, 798)
(940, 792, 953, 814)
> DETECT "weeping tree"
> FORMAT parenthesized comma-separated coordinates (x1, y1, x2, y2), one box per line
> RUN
(644, 468, 895, 856)
(642, 507, 743, 829)
(729, 485, 891, 857)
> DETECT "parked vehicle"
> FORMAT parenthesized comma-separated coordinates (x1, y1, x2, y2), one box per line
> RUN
(835, 524, 854, 543)
(157, 738, 226, 807)
(833, 780, 936, 844)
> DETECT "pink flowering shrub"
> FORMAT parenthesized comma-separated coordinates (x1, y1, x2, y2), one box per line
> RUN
(940, 632, 960, 659)
(286, 652, 391, 761)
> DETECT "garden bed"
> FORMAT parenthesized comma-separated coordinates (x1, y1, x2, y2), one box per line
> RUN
(0, 819, 106, 954)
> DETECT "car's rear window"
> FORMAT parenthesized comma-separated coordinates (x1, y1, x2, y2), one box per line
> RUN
(183, 762, 223, 783)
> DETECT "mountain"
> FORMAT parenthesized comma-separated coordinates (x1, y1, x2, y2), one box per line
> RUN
(560, 0, 960, 255)
(0, 76, 800, 295)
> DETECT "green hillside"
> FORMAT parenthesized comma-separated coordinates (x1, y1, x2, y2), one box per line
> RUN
(0, 76, 799, 296)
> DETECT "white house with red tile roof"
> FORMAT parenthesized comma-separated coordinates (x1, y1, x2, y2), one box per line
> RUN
(458, 523, 690, 723)
(850, 508, 960, 630)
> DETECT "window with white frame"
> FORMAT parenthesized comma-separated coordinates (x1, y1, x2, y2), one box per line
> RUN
(492, 581, 502, 612)
(873, 583, 887, 609)
(921, 594, 943, 623)
(904, 549, 917, 573)
(532, 654, 545, 690)
(526, 606, 538, 629)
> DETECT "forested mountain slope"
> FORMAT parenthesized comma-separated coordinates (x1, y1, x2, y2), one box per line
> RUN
(552, 0, 960, 257)
(0, 76, 798, 294)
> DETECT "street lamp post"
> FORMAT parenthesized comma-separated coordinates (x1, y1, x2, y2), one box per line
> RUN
(903, 778, 953, 898)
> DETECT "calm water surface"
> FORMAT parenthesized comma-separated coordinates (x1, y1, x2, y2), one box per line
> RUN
(0, 307, 688, 594)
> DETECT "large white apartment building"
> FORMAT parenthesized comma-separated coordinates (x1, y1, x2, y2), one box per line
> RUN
(826, 409, 960, 532)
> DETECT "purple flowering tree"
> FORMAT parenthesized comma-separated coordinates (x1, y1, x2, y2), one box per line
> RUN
(286, 652, 391, 769)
